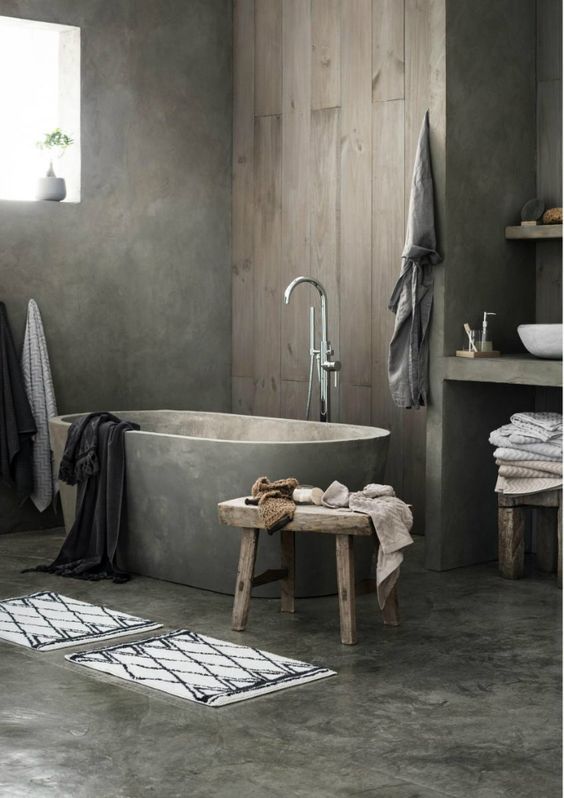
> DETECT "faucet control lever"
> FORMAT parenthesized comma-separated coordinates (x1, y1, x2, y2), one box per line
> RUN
(321, 358, 341, 390)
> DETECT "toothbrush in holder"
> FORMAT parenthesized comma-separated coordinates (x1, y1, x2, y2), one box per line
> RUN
(464, 322, 477, 352)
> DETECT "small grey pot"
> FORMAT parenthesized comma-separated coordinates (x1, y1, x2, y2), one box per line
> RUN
(36, 161, 66, 201)
(36, 177, 66, 201)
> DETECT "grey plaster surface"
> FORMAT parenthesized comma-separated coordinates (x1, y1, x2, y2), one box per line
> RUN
(0, 0, 232, 531)
(426, 0, 541, 572)
(1, 529, 561, 798)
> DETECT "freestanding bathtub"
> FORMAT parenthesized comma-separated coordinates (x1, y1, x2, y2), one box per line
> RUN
(50, 411, 390, 597)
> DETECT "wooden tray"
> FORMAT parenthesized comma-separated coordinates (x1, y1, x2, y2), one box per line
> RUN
(455, 350, 501, 358)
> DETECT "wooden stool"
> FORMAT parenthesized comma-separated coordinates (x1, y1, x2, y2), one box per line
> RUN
(218, 498, 400, 645)
(498, 489, 562, 586)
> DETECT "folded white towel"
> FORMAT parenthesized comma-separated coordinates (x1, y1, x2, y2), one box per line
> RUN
(493, 447, 561, 463)
(489, 431, 562, 459)
(496, 423, 562, 447)
(510, 411, 563, 442)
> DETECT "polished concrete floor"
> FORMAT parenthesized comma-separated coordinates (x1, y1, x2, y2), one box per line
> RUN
(0, 528, 561, 798)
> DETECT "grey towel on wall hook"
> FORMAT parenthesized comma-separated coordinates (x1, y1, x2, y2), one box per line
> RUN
(388, 111, 442, 409)
(21, 299, 59, 512)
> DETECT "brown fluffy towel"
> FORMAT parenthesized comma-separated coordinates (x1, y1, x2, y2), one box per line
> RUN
(251, 476, 299, 534)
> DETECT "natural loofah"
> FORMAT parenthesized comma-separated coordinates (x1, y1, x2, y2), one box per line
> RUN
(542, 207, 563, 225)
(251, 476, 299, 534)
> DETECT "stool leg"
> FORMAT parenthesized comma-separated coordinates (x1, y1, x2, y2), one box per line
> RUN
(382, 582, 400, 626)
(558, 502, 562, 589)
(498, 506, 525, 579)
(232, 528, 259, 632)
(336, 534, 357, 645)
(280, 529, 295, 613)
(535, 507, 557, 574)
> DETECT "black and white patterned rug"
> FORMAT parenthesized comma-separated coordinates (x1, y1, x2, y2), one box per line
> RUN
(0, 592, 161, 651)
(67, 630, 336, 706)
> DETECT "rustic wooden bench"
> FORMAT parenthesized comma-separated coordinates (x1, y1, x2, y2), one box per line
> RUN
(217, 497, 400, 645)
(498, 489, 562, 586)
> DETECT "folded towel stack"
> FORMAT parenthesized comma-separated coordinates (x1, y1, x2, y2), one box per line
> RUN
(489, 412, 563, 495)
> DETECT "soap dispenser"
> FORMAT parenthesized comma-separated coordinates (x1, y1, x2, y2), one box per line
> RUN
(481, 312, 496, 352)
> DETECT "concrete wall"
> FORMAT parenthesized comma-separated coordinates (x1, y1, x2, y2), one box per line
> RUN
(425, 0, 539, 570)
(444, 0, 537, 355)
(535, 0, 562, 327)
(0, 0, 232, 531)
(535, 0, 562, 417)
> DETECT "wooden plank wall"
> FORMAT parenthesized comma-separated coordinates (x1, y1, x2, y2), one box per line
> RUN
(232, 0, 437, 527)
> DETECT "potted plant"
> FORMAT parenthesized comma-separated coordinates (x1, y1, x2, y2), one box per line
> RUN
(36, 128, 74, 201)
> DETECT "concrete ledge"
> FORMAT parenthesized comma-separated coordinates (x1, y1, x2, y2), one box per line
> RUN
(443, 354, 562, 388)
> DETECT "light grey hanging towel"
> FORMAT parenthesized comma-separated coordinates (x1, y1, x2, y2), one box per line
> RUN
(388, 111, 442, 409)
(21, 299, 58, 511)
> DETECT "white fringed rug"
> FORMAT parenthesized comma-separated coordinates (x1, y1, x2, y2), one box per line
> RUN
(0, 591, 161, 651)
(67, 630, 336, 707)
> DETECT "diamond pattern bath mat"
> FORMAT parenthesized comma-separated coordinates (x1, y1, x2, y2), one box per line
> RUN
(67, 630, 336, 707)
(0, 592, 161, 651)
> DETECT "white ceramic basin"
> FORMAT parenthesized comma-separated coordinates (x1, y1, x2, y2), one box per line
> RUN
(517, 324, 563, 359)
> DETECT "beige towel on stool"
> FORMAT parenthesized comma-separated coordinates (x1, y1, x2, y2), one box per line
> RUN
(322, 481, 413, 609)
(496, 459, 563, 478)
(495, 475, 562, 495)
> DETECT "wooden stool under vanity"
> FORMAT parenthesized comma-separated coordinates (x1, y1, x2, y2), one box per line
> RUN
(498, 489, 562, 586)
(217, 497, 400, 645)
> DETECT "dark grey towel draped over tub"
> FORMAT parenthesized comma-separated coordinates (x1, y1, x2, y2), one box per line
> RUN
(27, 412, 140, 583)
(0, 302, 36, 501)
(388, 111, 442, 409)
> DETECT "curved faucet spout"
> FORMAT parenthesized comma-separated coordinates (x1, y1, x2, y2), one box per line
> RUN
(284, 276, 328, 344)
(284, 275, 327, 306)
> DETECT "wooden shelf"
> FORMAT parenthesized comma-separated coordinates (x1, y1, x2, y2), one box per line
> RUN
(443, 354, 562, 388)
(505, 224, 562, 240)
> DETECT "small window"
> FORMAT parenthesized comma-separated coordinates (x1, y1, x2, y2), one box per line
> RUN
(0, 16, 80, 202)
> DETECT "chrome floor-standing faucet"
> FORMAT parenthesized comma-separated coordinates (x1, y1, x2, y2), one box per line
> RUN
(283, 276, 341, 423)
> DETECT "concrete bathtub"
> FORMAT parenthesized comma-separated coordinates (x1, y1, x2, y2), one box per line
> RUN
(50, 411, 390, 597)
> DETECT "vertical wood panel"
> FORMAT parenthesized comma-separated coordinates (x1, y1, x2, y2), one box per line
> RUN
(311, 107, 341, 419)
(281, 379, 322, 421)
(340, 0, 373, 388)
(232, 375, 255, 415)
(255, 0, 282, 117)
(372, 0, 405, 101)
(232, 0, 255, 378)
(311, 0, 341, 110)
(281, 380, 307, 419)
(372, 99, 405, 493)
(342, 384, 372, 426)
(253, 115, 282, 416)
(281, 0, 312, 393)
